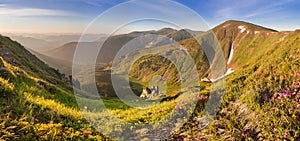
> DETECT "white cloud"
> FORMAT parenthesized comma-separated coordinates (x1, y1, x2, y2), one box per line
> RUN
(0, 5, 74, 17)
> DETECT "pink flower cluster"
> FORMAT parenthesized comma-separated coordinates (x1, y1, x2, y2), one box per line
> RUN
(284, 132, 289, 138)
(191, 94, 209, 101)
(197, 95, 209, 101)
(273, 81, 300, 103)
(273, 90, 292, 101)
(242, 133, 247, 137)
(291, 82, 300, 88)
(32, 116, 39, 122)
(0, 67, 7, 71)
(153, 109, 163, 115)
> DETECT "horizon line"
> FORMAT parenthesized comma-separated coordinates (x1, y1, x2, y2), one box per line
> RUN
(1, 20, 299, 35)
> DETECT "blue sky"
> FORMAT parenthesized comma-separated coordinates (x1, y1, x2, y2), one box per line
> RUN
(0, 0, 299, 34)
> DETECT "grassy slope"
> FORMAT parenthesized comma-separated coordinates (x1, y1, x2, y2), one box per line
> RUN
(0, 35, 103, 140)
(0, 34, 206, 140)
(175, 25, 300, 140)
(0, 33, 211, 140)
(88, 21, 300, 140)
(1, 21, 299, 140)
(212, 20, 278, 67)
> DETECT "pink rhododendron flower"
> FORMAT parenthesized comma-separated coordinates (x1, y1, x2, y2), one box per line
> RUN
(198, 97, 203, 101)
(284, 132, 289, 138)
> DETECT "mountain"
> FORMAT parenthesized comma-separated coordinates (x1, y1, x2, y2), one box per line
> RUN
(173, 21, 300, 140)
(211, 20, 278, 67)
(53, 28, 197, 63)
(91, 20, 278, 99)
(1, 20, 300, 140)
(9, 34, 107, 53)
(93, 20, 300, 139)
(39, 28, 199, 73)
(9, 36, 54, 52)
(27, 48, 72, 74)
(45, 42, 81, 62)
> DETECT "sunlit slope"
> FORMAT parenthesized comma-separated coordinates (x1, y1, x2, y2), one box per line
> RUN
(0, 35, 100, 140)
(176, 28, 300, 140)
(212, 20, 278, 68)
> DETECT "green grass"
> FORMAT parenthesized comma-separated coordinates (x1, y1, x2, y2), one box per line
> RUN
(186, 27, 300, 140)
(0, 54, 210, 140)
(1, 21, 300, 140)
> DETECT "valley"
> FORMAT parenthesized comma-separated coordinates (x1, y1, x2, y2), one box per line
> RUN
(0, 20, 300, 140)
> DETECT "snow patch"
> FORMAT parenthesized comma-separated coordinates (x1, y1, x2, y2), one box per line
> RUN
(238, 25, 244, 29)
(238, 25, 246, 33)
(227, 44, 234, 64)
(210, 68, 234, 82)
(241, 28, 246, 33)
(254, 31, 260, 34)
(226, 68, 234, 75)
(247, 30, 250, 34)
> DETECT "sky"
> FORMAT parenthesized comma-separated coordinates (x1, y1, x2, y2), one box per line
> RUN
(0, 0, 299, 34)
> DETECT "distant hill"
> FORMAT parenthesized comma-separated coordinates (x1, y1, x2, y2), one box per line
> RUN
(40, 28, 200, 71)
(9, 36, 54, 52)
(26, 48, 72, 74)
(9, 34, 107, 52)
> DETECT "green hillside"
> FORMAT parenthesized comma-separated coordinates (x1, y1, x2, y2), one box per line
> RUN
(0, 35, 64, 82)
(173, 21, 300, 140)
(0, 35, 104, 140)
(212, 20, 278, 68)
(0, 20, 299, 140)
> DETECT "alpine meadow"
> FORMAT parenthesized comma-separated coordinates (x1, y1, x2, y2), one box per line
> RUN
(0, 0, 300, 140)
